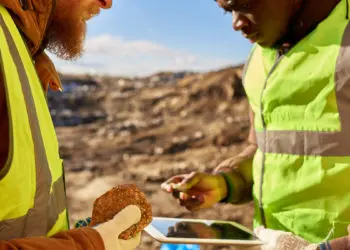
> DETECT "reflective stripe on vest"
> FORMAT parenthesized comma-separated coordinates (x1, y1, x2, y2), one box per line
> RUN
(253, 20, 350, 156)
(0, 5, 69, 239)
(244, 0, 350, 243)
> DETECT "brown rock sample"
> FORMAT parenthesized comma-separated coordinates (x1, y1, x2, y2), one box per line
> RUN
(90, 184, 152, 240)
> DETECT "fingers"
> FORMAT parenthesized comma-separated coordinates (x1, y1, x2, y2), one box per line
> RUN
(172, 172, 202, 192)
(111, 205, 142, 236)
(178, 194, 205, 211)
(119, 233, 142, 250)
(161, 175, 185, 192)
(161, 172, 202, 193)
(161, 172, 206, 211)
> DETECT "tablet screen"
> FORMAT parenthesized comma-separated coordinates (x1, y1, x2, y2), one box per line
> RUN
(151, 218, 256, 241)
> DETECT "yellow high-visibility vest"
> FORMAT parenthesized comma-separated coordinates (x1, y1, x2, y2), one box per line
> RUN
(0, 5, 69, 239)
(244, 0, 350, 243)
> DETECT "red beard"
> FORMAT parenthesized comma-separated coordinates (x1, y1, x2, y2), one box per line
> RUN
(46, 1, 94, 61)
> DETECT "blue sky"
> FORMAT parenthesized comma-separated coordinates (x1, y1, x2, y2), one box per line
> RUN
(52, 0, 253, 77)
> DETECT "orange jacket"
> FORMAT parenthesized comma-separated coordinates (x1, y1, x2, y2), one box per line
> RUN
(0, 0, 105, 249)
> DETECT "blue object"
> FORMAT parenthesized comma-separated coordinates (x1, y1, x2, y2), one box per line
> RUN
(74, 217, 92, 228)
(160, 243, 200, 250)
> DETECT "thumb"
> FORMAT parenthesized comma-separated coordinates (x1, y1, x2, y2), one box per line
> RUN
(119, 233, 142, 249)
(173, 172, 202, 192)
(109, 205, 142, 236)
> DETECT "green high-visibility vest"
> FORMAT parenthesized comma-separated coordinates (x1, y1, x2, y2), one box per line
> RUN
(244, 0, 350, 243)
(0, 5, 69, 239)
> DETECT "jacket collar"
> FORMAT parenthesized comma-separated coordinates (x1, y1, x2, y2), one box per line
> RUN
(0, 0, 62, 91)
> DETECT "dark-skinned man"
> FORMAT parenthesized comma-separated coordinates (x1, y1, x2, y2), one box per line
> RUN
(162, 0, 350, 249)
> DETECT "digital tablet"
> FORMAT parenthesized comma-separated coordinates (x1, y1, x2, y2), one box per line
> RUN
(144, 217, 264, 246)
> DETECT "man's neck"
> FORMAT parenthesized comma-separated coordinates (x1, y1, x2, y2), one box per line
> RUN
(279, 0, 341, 49)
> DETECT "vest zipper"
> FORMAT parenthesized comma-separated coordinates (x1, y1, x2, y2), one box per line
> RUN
(259, 51, 284, 227)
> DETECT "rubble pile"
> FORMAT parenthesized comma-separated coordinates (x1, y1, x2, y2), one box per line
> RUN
(48, 75, 106, 126)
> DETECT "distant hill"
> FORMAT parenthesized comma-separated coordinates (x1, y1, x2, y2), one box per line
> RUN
(51, 65, 245, 127)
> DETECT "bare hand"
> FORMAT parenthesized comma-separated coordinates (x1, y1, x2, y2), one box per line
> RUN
(161, 172, 227, 211)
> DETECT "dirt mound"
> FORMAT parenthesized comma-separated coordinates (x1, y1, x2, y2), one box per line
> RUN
(55, 65, 254, 250)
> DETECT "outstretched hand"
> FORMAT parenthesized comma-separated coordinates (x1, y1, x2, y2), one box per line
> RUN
(161, 172, 227, 211)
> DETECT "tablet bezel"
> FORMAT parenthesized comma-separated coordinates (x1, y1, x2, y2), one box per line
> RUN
(144, 217, 264, 246)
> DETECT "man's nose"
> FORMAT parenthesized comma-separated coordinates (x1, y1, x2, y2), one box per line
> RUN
(97, 0, 112, 9)
(232, 12, 249, 31)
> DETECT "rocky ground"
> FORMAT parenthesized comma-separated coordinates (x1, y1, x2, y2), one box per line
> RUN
(53, 65, 255, 250)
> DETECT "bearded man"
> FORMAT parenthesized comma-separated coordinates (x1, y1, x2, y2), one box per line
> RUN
(0, 1, 142, 250)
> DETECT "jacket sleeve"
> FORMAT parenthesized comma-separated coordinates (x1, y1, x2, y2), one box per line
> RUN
(0, 227, 105, 250)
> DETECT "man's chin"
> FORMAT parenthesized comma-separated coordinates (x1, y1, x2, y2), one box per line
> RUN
(47, 42, 84, 61)
(46, 30, 86, 61)
(255, 38, 276, 48)
(46, 20, 87, 61)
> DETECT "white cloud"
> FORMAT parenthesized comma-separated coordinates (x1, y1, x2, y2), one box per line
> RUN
(50, 35, 234, 77)
(85, 35, 170, 55)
